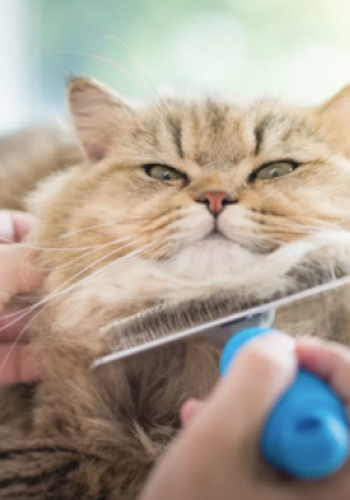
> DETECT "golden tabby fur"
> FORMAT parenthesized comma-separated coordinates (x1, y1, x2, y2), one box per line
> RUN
(0, 124, 82, 211)
(2, 79, 350, 498)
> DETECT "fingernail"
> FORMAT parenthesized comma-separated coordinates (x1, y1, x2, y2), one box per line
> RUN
(246, 333, 296, 369)
(252, 332, 295, 351)
(296, 336, 324, 347)
(247, 333, 297, 376)
(0, 212, 14, 243)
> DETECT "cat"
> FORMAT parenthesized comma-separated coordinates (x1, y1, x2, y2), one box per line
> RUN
(2, 77, 350, 499)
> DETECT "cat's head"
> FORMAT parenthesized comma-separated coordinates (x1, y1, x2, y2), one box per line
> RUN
(27, 78, 350, 367)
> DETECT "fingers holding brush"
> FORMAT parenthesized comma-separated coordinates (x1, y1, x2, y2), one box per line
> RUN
(297, 336, 350, 411)
(140, 333, 300, 500)
(141, 333, 350, 500)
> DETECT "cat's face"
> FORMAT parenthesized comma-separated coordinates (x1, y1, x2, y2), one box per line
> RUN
(27, 79, 350, 364)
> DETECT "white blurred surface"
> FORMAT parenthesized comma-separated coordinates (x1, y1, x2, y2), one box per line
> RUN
(0, 0, 37, 133)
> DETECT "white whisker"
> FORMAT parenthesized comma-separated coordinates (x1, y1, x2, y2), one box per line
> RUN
(95, 36, 159, 99)
(0, 240, 159, 375)
(45, 50, 150, 95)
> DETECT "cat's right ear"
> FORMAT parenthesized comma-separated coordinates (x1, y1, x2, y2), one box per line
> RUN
(318, 84, 350, 158)
(67, 77, 134, 162)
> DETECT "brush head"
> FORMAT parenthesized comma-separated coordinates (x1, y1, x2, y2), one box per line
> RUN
(93, 290, 278, 368)
(101, 292, 270, 345)
(92, 272, 350, 369)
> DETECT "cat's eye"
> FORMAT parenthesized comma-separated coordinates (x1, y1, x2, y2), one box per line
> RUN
(254, 161, 297, 180)
(144, 164, 186, 181)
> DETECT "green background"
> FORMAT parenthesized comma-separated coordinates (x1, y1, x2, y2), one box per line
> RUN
(32, 0, 350, 117)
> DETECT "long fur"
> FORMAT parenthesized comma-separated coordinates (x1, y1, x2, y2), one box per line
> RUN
(2, 80, 350, 498)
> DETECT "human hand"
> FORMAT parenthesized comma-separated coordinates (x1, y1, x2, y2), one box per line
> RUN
(0, 211, 43, 384)
(139, 334, 350, 500)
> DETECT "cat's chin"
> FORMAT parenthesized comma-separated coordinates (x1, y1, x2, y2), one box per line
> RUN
(159, 237, 265, 281)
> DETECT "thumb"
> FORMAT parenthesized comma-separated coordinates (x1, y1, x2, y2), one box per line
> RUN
(0, 245, 43, 307)
(192, 333, 297, 454)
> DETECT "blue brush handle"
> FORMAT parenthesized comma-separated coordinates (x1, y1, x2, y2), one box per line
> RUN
(219, 327, 350, 479)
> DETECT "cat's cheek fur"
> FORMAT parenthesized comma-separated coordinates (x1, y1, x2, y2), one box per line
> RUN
(36, 229, 350, 374)
(217, 204, 262, 249)
(167, 206, 215, 248)
(160, 240, 264, 280)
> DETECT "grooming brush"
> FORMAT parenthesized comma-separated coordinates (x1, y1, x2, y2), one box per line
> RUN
(92, 276, 350, 479)
(220, 326, 349, 479)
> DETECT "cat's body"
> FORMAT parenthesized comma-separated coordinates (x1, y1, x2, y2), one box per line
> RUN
(2, 81, 350, 498)
(0, 124, 82, 211)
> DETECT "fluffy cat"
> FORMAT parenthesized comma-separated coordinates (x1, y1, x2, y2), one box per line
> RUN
(2, 78, 350, 499)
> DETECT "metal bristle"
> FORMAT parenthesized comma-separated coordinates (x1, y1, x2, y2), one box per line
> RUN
(96, 270, 350, 362)
(101, 291, 271, 353)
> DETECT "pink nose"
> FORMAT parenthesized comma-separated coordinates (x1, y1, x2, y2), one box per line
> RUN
(197, 191, 234, 216)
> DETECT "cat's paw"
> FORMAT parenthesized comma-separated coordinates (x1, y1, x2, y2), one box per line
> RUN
(285, 230, 350, 283)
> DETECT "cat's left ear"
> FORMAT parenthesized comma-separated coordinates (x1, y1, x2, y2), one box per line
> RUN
(318, 84, 350, 157)
(68, 77, 135, 162)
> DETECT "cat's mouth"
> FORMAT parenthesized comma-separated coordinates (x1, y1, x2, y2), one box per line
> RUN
(202, 222, 231, 242)
(199, 227, 270, 255)
(197, 232, 243, 251)
(202, 232, 228, 242)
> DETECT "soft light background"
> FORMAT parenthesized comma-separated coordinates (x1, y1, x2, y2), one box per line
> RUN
(1, 0, 350, 133)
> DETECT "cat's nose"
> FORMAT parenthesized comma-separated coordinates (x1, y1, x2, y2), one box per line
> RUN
(196, 190, 235, 216)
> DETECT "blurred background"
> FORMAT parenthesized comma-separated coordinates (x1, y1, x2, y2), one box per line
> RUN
(2, 0, 350, 133)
